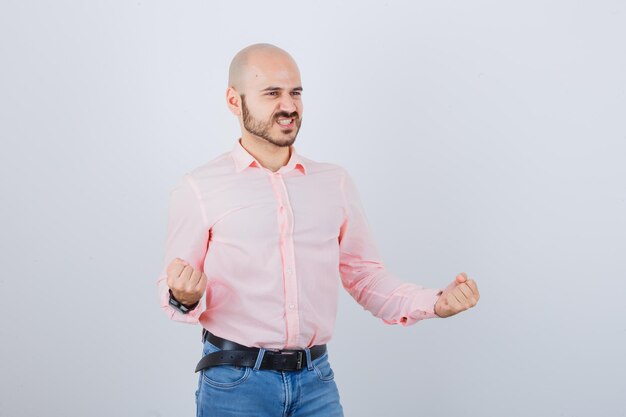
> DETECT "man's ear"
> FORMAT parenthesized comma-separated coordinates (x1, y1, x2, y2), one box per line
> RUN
(226, 87, 242, 116)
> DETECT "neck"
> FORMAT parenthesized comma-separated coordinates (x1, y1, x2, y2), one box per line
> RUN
(239, 134, 291, 172)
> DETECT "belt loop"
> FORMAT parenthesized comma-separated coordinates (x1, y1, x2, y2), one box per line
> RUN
(253, 348, 266, 371)
(304, 347, 314, 371)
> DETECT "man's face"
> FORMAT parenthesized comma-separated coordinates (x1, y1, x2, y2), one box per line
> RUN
(237, 58, 303, 147)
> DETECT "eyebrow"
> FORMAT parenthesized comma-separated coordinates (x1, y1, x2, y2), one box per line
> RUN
(261, 86, 303, 92)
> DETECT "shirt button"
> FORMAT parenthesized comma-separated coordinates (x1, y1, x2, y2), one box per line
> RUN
(289, 304, 295, 310)
(286, 267, 292, 274)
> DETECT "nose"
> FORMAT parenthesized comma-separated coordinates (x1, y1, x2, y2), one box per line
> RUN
(278, 94, 297, 114)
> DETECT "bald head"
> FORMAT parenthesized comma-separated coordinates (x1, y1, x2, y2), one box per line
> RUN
(225, 43, 304, 147)
(228, 43, 300, 92)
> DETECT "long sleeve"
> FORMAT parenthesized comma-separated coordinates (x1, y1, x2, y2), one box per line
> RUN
(156, 174, 210, 324)
(338, 169, 443, 326)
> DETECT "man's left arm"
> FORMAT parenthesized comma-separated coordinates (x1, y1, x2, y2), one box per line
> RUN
(337, 168, 479, 325)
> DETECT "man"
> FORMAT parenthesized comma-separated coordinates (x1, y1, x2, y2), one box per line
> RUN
(156, 43, 480, 417)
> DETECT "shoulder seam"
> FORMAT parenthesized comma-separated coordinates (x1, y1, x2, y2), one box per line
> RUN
(183, 174, 209, 228)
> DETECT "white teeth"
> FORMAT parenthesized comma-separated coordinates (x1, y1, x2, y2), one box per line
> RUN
(277, 119, 292, 125)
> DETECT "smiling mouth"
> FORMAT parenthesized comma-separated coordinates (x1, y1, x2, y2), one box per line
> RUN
(276, 117, 295, 129)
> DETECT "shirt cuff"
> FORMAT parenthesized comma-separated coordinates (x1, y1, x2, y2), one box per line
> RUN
(403, 288, 445, 325)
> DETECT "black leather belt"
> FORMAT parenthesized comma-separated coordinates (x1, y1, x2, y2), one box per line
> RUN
(195, 329, 327, 373)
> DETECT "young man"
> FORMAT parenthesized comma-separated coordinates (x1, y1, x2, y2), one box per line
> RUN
(157, 43, 480, 417)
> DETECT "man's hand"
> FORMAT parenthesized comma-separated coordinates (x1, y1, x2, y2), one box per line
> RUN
(166, 258, 207, 306)
(434, 272, 480, 318)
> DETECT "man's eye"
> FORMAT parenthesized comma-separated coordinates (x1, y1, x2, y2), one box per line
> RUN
(267, 92, 278, 96)
(291, 91, 301, 96)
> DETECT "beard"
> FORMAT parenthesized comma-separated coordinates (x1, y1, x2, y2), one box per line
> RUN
(241, 95, 302, 147)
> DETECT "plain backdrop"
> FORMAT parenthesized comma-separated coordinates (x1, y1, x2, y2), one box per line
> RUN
(1, 1, 625, 416)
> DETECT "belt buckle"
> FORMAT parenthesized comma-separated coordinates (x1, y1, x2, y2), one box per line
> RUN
(279, 350, 303, 370)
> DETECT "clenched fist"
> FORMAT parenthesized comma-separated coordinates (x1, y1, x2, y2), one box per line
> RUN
(166, 258, 207, 306)
(434, 272, 480, 318)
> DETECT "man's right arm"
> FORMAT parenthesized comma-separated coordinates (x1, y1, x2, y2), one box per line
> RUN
(156, 174, 210, 324)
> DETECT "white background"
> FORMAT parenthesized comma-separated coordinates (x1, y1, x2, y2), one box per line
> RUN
(1, 1, 625, 416)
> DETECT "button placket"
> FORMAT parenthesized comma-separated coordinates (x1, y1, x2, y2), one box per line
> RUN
(271, 173, 300, 348)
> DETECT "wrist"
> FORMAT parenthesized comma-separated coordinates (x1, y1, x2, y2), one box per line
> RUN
(169, 289, 198, 306)
(168, 289, 200, 313)
(434, 292, 444, 318)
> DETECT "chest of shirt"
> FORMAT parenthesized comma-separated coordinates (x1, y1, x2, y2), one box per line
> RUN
(195, 170, 345, 245)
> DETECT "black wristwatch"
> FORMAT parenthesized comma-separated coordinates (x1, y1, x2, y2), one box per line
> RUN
(168, 289, 200, 314)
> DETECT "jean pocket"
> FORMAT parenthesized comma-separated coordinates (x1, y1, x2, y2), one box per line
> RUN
(312, 351, 335, 382)
(202, 364, 251, 388)
(200, 341, 252, 388)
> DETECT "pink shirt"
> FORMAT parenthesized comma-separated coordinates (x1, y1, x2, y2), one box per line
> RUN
(157, 139, 443, 349)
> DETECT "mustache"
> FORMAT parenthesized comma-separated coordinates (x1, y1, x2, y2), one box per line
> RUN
(274, 111, 299, 120)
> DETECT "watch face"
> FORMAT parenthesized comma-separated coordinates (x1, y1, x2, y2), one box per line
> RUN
(168, 289, 199, 313)
(169, 292, 189, 313)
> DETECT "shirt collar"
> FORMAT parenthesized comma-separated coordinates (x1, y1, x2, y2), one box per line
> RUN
(232, 138, 307, 175)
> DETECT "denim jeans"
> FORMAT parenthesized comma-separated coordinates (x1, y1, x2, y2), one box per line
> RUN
(195, 338, 344, 417)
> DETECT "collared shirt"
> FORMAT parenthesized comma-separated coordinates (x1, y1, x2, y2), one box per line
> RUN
(156, 138, 443, 349)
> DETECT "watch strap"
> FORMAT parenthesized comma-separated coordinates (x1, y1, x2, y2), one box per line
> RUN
(168, 289, 200, 314)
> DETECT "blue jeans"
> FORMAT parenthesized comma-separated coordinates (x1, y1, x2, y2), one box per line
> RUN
(195, 338, 344, 417)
